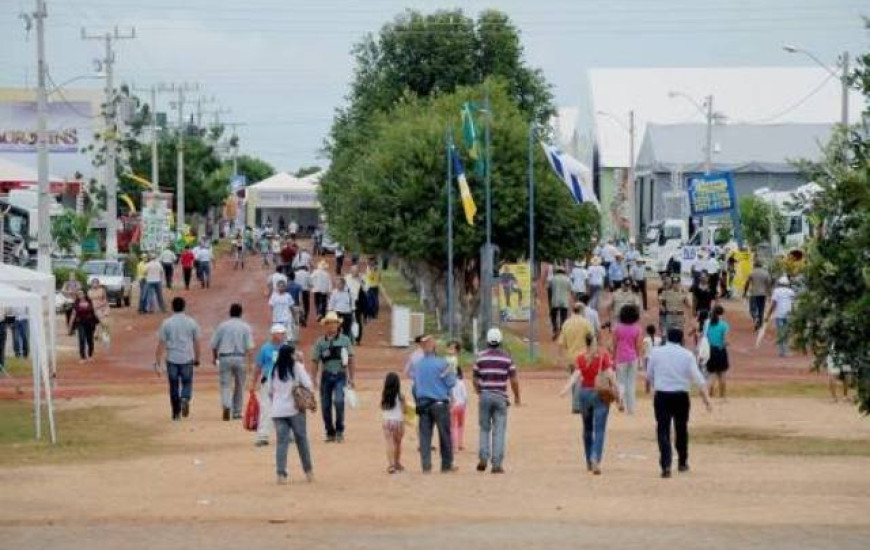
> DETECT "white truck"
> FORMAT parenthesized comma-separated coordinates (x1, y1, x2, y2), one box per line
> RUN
(4, 189, 65, 256)
(642, 218, 735, 279)
(752, 183, 819, 252)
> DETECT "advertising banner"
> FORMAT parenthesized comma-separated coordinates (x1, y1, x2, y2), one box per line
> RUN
(140, 192, 173, 252)
(687, 172, 737, 217)
(498, 263, 532, 322)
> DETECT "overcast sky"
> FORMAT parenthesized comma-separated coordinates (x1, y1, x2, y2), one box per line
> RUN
(3, 0, 867, 172)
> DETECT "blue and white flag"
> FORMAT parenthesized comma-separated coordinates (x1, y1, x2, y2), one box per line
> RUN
(540, 143, 599, 208)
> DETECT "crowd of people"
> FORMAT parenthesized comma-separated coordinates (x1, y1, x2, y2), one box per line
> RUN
(139, 227, 839, 486)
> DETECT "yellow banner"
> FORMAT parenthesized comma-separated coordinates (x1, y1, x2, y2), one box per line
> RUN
(498, 263, 531, 322)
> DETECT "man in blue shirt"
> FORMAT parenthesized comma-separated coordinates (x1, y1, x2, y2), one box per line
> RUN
(249, 323, 287, 447)
(412, 335, 457, 473)
(607, 253, 627, 292)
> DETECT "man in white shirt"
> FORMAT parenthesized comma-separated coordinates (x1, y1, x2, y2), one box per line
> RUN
(586, 258, 607, 312)
(265, 266, 288, 297)
(293, 247, 312, 271)
(144, 254, 167, 313)
(159, 247, 177, 289)
(294, 266, 312, 326)
(570, 260, 588, 301)
(269, 281, 296, 344)
(328, 277, 354, 338)
(311, 261, 332, 321)
(345, 266, 367, 345)
(629, 258, 648, 310)
(765, 276, 796, 357)
(195, 242, 214, 289)
(646, 328, 712, 478)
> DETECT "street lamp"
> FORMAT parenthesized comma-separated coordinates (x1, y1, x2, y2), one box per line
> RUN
(783, 45, 849, 126)
(668, 90, 715, 174)
(596, 110, 635, 237)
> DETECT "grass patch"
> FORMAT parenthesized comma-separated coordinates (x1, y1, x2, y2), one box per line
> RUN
(693, 426, 870, 457)
(0, 400, 160, 467)
(2, 356, 31, 377)
(726, 381, 829, 399)
(379, 269, 443, 336)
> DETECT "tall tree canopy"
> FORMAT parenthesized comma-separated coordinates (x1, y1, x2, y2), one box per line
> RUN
(790, 51, 870, 413)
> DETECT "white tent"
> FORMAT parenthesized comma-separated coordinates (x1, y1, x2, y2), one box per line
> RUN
(0, 157, 65, 185)
(0, 282, 56, 443)
(0, 263, 57, 374)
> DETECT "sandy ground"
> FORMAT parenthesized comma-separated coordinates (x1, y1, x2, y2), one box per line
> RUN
(2, 251, 869, 549)
(2, 382, 870, 549)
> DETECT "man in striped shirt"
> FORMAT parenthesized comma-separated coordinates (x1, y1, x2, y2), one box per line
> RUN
(473, 328, 521, 474)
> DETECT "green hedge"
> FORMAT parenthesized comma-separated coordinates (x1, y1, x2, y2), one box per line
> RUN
(53, 267, 87, 291)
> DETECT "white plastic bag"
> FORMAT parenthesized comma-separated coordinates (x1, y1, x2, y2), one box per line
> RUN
(697, 336, 710, 365)
(344, 386, 360, 409)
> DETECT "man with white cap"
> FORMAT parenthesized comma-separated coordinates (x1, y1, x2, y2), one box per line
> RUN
(570, 260, 588, 302)
(765, 276, 796, 357)
(473, 328, 521, 474)
(250, 323, 288, 446)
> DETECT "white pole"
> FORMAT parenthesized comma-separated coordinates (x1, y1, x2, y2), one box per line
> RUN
(628, 109, 635, 238)
(104, 33, 118, 259)
(35, 0, 51, 274)
(840, 52, 849, 127)
(704, 95, 713, 174)
(151, 86, 159, 188)
(177, 87, 185, 231)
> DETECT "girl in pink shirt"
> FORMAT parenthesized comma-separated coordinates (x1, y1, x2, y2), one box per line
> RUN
(611, 304, 643, 414)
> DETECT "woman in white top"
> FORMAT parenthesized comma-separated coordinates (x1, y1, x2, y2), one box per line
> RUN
(270, 344, 314, 485)
(380, 372, 409, 474)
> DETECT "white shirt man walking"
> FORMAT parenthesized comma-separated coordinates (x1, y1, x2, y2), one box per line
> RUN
(646, 327, 712, 478)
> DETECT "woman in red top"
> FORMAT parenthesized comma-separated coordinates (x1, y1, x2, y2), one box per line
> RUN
(180, 246, 196, 290)
(68, 290, 98, 363)
(561, 333, 621, 474)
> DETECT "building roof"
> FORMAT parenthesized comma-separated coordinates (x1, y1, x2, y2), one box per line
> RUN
(635, 122, 833, 174)
(0, 157, 65, 184)
(588, 67, 864, 168)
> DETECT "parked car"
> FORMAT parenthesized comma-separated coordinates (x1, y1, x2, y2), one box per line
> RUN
(52, 255, 80, 271)
(81, 259, 132, 307)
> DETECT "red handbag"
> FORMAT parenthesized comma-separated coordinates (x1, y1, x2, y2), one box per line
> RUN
(243, 391, 260, 431)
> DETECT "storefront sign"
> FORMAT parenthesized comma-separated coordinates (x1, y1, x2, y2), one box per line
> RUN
(258, 190, 318, 209)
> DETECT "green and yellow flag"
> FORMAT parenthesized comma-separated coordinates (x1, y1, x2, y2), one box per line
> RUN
(461, 102, 485, 177)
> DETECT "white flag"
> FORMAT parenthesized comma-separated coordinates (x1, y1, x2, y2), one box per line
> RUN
(540, 143, 599, 208)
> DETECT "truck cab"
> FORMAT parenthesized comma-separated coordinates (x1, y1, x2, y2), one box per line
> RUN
(642, 218, 688, 273)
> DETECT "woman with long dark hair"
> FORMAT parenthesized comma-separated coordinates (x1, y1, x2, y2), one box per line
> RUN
(68, 289, 98, 363)
(380, 371, 408, 473)
(704, 305, 730, 399)
(270, 344, 314, 485)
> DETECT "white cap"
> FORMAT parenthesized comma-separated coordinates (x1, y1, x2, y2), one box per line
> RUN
(486, 328, 503, 345)
(270, 323, 287, 334)
(777, 275, 790, 285)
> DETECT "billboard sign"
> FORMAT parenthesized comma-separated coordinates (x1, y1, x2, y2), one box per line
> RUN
(687, 171, 737, 217)
(0, 101, 91, 153)
(140, 192, 173, 252)
(497, 263, 532, 322)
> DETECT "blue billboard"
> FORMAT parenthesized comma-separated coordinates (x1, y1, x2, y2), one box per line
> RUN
(687, 171, 737, 217)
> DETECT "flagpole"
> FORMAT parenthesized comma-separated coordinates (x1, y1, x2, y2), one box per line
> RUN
(446, 126, 455, 340)
(482, 93, 493, 340)
(528, 121, 536, 360)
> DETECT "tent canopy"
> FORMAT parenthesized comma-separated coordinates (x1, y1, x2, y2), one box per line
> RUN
(247, 170, 322, 192)
(0, 157, 65, 184)
(0, 263, 57, 372)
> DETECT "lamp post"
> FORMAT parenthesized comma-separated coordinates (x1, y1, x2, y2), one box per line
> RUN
(668, 91, 715, 174)
(783, 45, 849, 127)
(596, 110, 635, 236)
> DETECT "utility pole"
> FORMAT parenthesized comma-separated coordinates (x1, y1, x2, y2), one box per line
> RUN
(195, 95, 215, 128)
(33, 0, 51, 273)
(628, 109, 635, 238)
(222, 121, 245, 177)
(82, 25, 135, 259)
(159, 82, 199, 232)
(527, 121, 536, 360)
(446, 128, 455, 340)
(481, 94, 494, 340)
(704, 94, 714, 174)
(840, 51, 849, 127)
(133, 85, 160, 188)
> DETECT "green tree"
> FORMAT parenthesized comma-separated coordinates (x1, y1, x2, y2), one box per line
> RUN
(789, 51, 870, 413)
(739, 195, 787, 248)
(237, 155, 276, 184)
(293, 165, 322, 178)
(320, 81, 598, 334)
(50, 207, 98, 256)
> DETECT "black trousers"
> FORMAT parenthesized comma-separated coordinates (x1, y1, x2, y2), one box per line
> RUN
(635, 279, 648, 310)
(314, 292, 328, 319)
(300, 290, 311, 325)
(653, 391, 690, 472)
(549, 307, 568, 335)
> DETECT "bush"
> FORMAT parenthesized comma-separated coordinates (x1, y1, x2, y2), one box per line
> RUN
(53, 267, 87, 291)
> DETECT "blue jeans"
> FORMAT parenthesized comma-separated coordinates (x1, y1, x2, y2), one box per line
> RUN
(274, 413, 312, 478)
(13, 319, 29, 357)
(749, 296, 766, 330)
(367, 287, 380, 319)
(144, 282, 166, 312)
(775, 318, 789, 356)
(138, 279, 148, 312)
(166, 361, 194, 418)
(319, 371, 346, 437)
(478, 391, 509, 468)
(200, 261, 212, 288)
(589, 284, 603, 311)
(218, 356, 246, 416)
(578, 388, 610, 465)
(418, 399, 452, 471)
